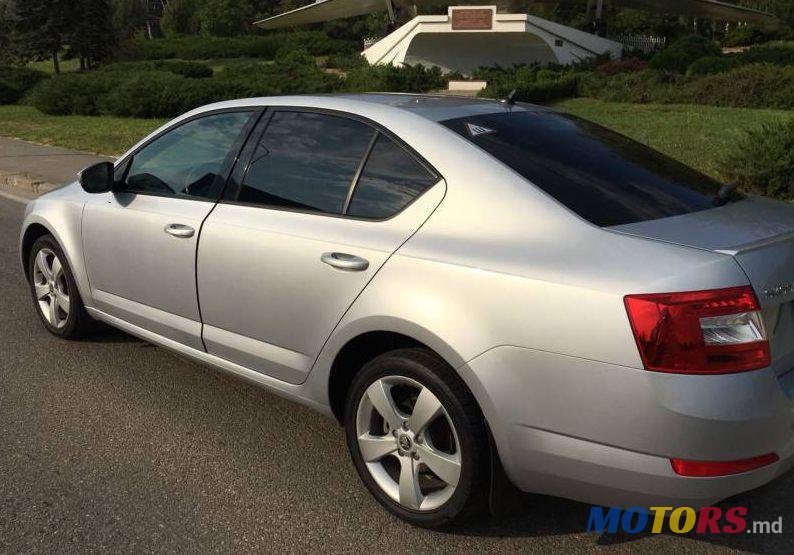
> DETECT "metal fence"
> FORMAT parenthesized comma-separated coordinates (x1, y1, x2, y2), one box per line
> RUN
(611, 35, 668, 54)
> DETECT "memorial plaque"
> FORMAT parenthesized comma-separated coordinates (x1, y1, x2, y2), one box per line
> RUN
(451, 8, 493, 30)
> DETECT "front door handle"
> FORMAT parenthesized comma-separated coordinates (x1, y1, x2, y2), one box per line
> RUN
(164, 223, 195, 238)
(321, 252, 369, 272)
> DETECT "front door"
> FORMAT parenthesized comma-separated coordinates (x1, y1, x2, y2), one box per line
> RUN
(82, 110, 256, 350)
(197, 109, 444, 384)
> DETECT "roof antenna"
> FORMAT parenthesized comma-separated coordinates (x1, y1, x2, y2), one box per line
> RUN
(500, 89, 517, 106)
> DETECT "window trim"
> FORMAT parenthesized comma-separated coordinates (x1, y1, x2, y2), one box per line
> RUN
(113, 106, 265, 203)
(221, 106, 443, 223)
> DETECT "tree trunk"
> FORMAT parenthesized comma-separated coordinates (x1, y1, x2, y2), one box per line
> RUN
(80, 56, 86, 71)
(52, 51, 60, 74)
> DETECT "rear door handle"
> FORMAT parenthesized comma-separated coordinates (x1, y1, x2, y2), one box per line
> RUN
(164, 224, 195, 238)
(321, 252, 369, 272)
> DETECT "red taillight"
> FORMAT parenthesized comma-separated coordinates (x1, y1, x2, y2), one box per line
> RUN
(624, 286, 770, 374)
(671, 453, 779, 477)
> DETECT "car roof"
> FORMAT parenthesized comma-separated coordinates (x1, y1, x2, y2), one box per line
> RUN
(191, 93, 552, 123)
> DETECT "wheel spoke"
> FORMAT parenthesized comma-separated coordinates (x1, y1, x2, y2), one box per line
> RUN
(34, 283, 50, 300)
(417, 444, 461, 487)
(47, 296, 59, 326)
(366, 380, 404, 430)
(56, 291, 70, 314)
(398, 456, 423, 510)
(35, 251, 52, 279)
(50, 256, 63, 281)
(409, 387, 442, 435)
(358, 433, 397, 462)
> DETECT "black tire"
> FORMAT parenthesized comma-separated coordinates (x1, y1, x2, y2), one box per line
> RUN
(28, 234, 93, 339)
(344, 348, 489, 529)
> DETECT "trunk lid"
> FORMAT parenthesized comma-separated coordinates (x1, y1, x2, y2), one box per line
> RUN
(610, 197, 794, 376)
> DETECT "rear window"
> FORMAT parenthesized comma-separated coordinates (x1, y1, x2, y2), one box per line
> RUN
(442, 111, 740, 227)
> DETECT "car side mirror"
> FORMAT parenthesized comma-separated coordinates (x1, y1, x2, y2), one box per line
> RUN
(78, 161, 114, 194)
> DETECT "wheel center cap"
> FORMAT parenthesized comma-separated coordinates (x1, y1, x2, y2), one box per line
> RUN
(398, 434, 413, 451)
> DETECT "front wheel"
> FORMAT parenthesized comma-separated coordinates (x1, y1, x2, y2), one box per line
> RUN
(344, 348, 489, 528)
(28, 234, 93, 339)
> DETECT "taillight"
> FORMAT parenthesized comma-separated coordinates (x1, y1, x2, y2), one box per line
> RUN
(624, 286, 770, 374)
(671, 453, 779, 477)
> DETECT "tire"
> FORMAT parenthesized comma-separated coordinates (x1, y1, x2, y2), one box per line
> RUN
(28, 234, 93, 339)
(344, 348, 489, 528)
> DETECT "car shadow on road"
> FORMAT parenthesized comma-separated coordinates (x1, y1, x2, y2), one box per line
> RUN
(444, 467, 794, 549)
(77, 326, 142, 344)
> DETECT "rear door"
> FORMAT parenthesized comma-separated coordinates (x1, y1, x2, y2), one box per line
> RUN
(197, 108, 445, 384)
(82, 109, 258, 349)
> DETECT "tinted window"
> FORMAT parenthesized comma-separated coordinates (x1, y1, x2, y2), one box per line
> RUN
(125, 111, 251, 200)
(347, 135, 438, 219)
(442, 111, 741, 227)
(239, 111, 375, 214)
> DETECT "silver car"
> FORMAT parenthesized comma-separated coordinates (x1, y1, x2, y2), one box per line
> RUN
(20, 94, 794, 528)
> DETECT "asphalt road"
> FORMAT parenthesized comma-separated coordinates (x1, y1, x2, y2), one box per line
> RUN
(1, 193, 792, 553)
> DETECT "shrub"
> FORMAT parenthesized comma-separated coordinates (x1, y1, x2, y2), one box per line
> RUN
(685, 63, 794, 109)
(0, 66, 47, 104)
(722, 25, 776, 47)
(687, 56, 738, 76)
(595, 57, 648, 76)
(99, 71, 191, 117)
(481, 74, 579, 104)
(115, 32, 358, 61)
(719, 119, 794, 200)
(650, 35, 722, 73)
(99, 60, 213, 78)
(27, 73, 116, 115)
(578, 69, 685, 104)
(325, 52, 368, 71)
(343, 64, 446, 93)
(737, 42, 794, 67)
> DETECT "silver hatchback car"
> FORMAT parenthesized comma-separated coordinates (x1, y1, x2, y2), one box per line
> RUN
(20, 94, 794, 528)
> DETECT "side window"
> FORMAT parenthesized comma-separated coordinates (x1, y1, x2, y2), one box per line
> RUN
(347, 135, 439, 219)
(238, 111, 375, 214)
(124, 111, 252, 200)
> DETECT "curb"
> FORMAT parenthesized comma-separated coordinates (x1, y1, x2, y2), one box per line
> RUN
(0, 170, 59, 196)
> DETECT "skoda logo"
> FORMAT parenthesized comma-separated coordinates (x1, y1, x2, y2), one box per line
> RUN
(764, 283, 794, 299)
(398, 435, 412, 451)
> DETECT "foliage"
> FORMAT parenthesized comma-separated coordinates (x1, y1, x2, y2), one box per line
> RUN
(650, 35, 722, 73)
(684, 63, 794, 110)
(160, 0, 200, 37)
(101, 60, 214, 78)
(111, 0, 148, 41)
(116, 32, 358, 61)
(687, 56, 737, 76)
(7, 0, 69, 71)
(27, 73, 114, 115)
(595, 57, 648, 76)
(64, 0, 116, 69)
(719, 119, 794, 200)
(722, 25, 775, 47)
(343, 63, 445, 93)
(195, 0, 257, 37)
(482, 74, 579, 104)
(0, 66, 47, 103)
(737, 42, 794, 67)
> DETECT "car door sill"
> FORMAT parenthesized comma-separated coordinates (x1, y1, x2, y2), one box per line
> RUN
(85, 307, 331, 416)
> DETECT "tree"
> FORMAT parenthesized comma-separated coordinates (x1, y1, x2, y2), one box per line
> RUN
(9, 0, 69, 73)
(160, 0, 199, 36)
(65, 0, 116, 69)
(196, 0, 256, 36)
(111, 0, 148, 40)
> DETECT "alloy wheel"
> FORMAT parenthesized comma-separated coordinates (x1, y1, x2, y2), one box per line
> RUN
(32, 248, 70, 329)
(355, 375, 462, 512)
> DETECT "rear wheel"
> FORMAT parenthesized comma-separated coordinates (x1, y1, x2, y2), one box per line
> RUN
(344, 348, 489, 528)
(28, 235, 92, 339)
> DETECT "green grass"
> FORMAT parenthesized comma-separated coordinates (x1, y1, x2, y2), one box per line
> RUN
(0, 105, 167, 156)
(555, 99, 793, 179)
(26, 57, 82, 74)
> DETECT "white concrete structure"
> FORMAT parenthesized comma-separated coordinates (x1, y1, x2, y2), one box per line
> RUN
(362, 6, 623, 74)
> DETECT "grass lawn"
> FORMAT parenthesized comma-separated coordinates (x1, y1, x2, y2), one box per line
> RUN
(555, 99, 793, 179)
(1, 100, 791, 172)
(0, 105, 167, 156)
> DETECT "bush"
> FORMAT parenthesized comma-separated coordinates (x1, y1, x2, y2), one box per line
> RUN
(343, 64, 446, 93)
(719, 119, 794, 200)
(578, 69, 685, 103)
(27, 73, 116, 115)
(722, 25, 776, 47)
(595, 57, 648, 76)
(685, 64, 794, 109)
(481, 74, 579, 104)
(687, 56, 737, 76)
(101, 60, 213, 78)
(650, 35, 722, 73)
(115, 32, 358, 61)
(0, 66, 47, 104)
(737, 42, 794, 67)
(99, 71, 191, 117)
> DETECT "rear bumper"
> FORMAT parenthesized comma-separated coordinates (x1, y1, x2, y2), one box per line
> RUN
(462, 346, 794, 507)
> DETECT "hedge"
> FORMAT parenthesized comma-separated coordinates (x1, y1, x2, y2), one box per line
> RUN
(115, 32, 358, 61)
(0, 66, 47, 104)
(649, 35, 722, 73)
